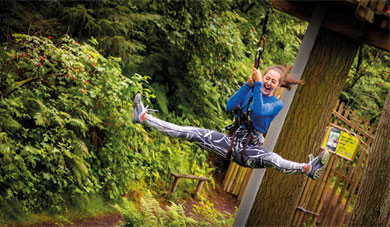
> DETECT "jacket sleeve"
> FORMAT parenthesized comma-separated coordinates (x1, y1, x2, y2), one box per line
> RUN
(252, 81, 283, 116)
(226, 82, 251, 111)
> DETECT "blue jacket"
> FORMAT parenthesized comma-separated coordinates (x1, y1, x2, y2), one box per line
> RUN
(226, 81, 283, 134)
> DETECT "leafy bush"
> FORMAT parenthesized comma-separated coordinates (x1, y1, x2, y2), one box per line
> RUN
(0, 34, 213, 223)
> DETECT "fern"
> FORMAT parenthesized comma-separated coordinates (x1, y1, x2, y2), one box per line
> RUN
(0, 115, 22, 132)
(62, 5, 99, 36)
(33, 112, 49, 127)
(150, 82, 169, 115)
(66, 118, 88, 135)
(0, 132, 7, 143)
(72, 138, 89, 156)
(116, 191, 196, 227)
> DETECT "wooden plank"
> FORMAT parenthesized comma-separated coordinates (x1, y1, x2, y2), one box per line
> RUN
(323, 9, 390, 50)
(297, 178, 317, 225)
(344, 105, 351, 118)
(356, 6, 376, 23)
(350, 110, 357, 129)
(171, 172, 210, 181)
(368, 122, 376, 134)
(334, 99, 341, 111)
(360, 0, 370, 7)
(338, 101, 346, 113)
(343, 106, 351, 129)
(367, 0, 378, 10)
(329, 161, 354, 226)
(303, 153, 332, 226)
(233, 167, 247, 195)
(363, 119, 370, 131)
(332, 111, 373, 139)
(339, 165, 365, 225)
(271, 0, 390, 51)
(334, 102, 345, 124)
(305, 154, 330, 218)
(226, 163, 240, 192)
(375, 0, 387, 13)
(320, 157, 344, 226)
(381, 17, 389, 29)
(312, 153, 339, 225)
(223, 162, 236, 191)
(292, 178, 311, 225)
(357, 115, 364, 128)
(238, 168, 253, 201)
(338, 102, 345, 127)
(353, 112, 360, 125)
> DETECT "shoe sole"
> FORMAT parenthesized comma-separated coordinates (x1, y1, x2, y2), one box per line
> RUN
(132, 93, 141, 123)
(313, 150, 330, 180)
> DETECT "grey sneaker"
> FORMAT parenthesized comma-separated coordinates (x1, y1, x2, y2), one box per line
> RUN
(307, 150, 330, 180)
(132, 93, 147, 123)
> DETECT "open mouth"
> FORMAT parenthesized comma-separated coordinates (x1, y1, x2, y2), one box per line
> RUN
(263, 84, 272, 91)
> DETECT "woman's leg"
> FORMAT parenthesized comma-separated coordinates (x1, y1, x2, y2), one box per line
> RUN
(145, 114, 232, 158)
(239, 145, 330, 180)
(239, 146, 305, 174)
(133, 94, 232, 158)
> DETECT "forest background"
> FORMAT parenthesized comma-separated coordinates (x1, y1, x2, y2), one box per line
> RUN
(0, 0, 389, 225)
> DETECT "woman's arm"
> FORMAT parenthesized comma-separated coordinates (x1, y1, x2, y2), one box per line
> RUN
(252, 81, 283, 116)
(226, 82, 252, 111)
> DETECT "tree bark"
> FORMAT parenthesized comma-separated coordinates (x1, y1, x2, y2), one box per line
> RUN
(246, 28, 359, 226)
(348, 89, 390, 226)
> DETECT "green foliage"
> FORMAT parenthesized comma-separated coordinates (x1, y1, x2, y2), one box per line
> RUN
(1, 0, 307, 131)
(191, 198, 236, 226)
(0, 34, 213, 223)
(341, 45, 390, 124)
(115, 191, 197, 227)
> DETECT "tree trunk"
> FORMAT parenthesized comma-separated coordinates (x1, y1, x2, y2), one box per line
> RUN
(348, 89, 390, 226)
(246, 28, 360, 226)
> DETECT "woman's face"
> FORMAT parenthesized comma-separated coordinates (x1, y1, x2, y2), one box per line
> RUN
(262, 69, 282, 96)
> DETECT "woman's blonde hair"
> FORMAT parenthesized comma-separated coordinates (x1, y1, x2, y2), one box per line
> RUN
(264, 65, 304, 90)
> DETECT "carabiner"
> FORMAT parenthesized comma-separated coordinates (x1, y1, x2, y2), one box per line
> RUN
(254, 36, 266, 69)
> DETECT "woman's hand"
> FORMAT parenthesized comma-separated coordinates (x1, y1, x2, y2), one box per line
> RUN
(251, 67, 262, 83)
(247, 76, 254, 87)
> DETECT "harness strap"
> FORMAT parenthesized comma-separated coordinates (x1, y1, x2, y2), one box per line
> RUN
(226, 129, 237, 160)
(241, 130, 253, 163)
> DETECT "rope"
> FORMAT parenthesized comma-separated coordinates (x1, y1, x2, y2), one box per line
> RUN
(253, 9, 271, 70)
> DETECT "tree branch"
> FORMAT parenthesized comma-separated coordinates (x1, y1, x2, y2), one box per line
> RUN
(4, 72, 64, 98)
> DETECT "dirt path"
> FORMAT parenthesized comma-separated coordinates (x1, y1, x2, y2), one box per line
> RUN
(63, 213, 124, 227)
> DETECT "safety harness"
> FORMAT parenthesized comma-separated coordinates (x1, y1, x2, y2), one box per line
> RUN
(226, 10, 271, 163)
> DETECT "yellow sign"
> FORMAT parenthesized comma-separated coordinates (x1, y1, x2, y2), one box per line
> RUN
(322, 127, 360, 161)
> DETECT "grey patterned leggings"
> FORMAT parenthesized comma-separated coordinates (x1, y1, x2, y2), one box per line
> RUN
(145, 114, 305, 174)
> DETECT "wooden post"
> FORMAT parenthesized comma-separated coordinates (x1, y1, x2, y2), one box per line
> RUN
(169, 177, 181, 198)
(193, 180, 206, 200)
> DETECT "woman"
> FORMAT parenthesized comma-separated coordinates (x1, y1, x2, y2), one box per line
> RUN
(132, 65, 329, 180)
